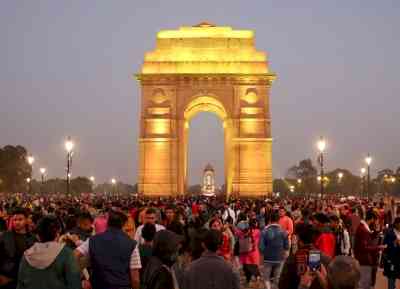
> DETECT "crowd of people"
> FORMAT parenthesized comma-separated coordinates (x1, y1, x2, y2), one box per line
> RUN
(0, 192, 399, 289)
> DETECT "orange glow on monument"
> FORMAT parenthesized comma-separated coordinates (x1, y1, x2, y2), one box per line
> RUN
(136, 23, 276, 197)
(140, 22, 270, 75)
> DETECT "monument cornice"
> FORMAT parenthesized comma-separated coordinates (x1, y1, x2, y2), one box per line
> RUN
(135, 73, 276, 86)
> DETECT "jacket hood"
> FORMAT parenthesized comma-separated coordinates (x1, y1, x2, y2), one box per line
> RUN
(24, 241, 65, 269)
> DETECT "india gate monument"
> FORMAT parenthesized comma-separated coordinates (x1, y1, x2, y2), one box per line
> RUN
(136, 22, 276, 198)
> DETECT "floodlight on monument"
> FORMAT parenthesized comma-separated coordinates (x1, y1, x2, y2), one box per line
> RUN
(111, 178, 116, 185)
(391, 177, 396, 183)
(297, 179, 302, 184)
(90, 176, 95, 183)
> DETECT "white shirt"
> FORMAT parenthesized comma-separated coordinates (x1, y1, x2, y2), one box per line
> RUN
(222, 207, 236, 224)
(77, 239, 141, 269)
(134, 223, 165, 244)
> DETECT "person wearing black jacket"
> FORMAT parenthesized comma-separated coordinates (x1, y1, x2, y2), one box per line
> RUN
(383, 217, 400, 289)
(0, 208, 36, 289)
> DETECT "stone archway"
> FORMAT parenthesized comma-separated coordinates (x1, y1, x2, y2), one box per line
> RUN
(136, 22, 276, 198)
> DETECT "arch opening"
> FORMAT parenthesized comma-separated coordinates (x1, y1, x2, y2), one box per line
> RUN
(187, 112, 225, 194)
(184, 96, 228, 122)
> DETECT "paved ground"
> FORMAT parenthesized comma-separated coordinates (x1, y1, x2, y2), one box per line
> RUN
(240, 268, 389, 289)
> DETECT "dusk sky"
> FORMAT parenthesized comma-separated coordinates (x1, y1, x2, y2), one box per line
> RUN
(1, 1, 399, 185)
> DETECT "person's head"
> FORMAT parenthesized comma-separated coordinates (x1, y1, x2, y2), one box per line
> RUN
(329, 215, 340, 229)
(37, 215, 61, 242)
(279, 207, 286, 218)
(13, 207, 28, 233)
(77, 211, 93, 233)
(313, 213, 330, 229)
(249, 218, 259, 229)
(165, 206, 175, 222)
(0, 217, 7, 232)
(365, 210, 378, 228)
(210, 218, 223, 231)
(107, 211, 128, 229)
(270, 210, 280, 223)
(393, 217, 400, 231)
(202, 229, 222, 253)
(295, 223, 316, 247)
(144, 208, 157, 224)
(153, 230, 182, 266)
(142, 223, 156, 243)
(327, 256, 360, 289)
(301, 208, 311, 219)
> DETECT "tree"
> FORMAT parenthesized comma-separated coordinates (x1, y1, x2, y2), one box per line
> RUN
(0, 145, 31, 193)
(187, 184, 202, 195)
(94, 182, 136, 195)
(273, 179, 289, 195)
(71, 177, 93, 194)
(286, 159, 318, 195)
(325, 169, 362, 196)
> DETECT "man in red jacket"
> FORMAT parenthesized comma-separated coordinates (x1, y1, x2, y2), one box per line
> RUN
(353, 210, 386, 289)
(313, 213, 336, 258)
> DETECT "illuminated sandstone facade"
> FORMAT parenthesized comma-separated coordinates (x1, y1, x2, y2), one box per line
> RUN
(136, 22, 276, 197)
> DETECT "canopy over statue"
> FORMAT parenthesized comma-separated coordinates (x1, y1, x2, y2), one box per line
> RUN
(136, 23, 276, 198)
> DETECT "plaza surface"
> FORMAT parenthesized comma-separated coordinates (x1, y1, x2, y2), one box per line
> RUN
(239, 268, 388, 289)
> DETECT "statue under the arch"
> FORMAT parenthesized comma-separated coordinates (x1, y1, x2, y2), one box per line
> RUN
(202, 164, 216, 197)
(135, 22, 276, 198)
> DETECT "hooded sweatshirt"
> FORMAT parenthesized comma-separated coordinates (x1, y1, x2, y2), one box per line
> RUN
(16, 242, 81, 289)
(24, 242, 65, 269)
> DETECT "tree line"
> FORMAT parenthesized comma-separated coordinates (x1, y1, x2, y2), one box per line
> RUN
(0, 145, 136, 194)
(274, 159, 400, 197)
(1, 145, 399, 196)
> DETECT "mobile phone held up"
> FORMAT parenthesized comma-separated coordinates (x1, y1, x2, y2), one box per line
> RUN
(308, 250, 321, 272)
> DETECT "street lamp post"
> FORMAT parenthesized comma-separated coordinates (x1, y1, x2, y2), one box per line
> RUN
(40, 167, 46, 193)
(27, 155, 35, 169)
(365, 154, 372, 199)
(26, 178, 31, 194)
(27, 156, 35, 193)
(391, 177, 396, 194)
(317, 137, 326, 198)
(90, 176, 95, 192)
(297, 178, 302, 196)
(338, 172, 344, 196)
(289, 185, 295, 195)
(111, 178, 117, 196)
(361, 168, 366, 198)
(65, 137, 74, 195)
